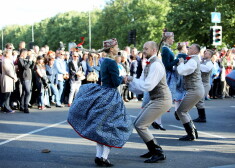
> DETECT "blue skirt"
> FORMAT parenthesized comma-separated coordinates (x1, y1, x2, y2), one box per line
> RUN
(67, 83, 133, 148)
(166, 71, 186, 102)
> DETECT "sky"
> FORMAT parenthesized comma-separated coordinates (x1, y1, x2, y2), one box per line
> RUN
(0, 0, 107, 29)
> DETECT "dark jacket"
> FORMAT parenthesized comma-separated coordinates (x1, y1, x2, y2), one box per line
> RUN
(17, 58, 34, 81)
(68, 60, 83, 81)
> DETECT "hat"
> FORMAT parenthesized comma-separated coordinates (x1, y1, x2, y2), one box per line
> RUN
(163, 32, 174, 38)
(103, 38, 118, 49)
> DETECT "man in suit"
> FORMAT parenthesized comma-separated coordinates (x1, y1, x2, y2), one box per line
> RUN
(176, 44, 205, 141)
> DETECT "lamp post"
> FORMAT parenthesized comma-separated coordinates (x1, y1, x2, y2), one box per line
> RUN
(89, 9, 91, 50)
(1, 29, 3, 50)
(32, 24, 34, 42)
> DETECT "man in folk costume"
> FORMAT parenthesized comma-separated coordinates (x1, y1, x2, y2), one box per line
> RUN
(176, 44, 204, 141)
(194, 49, 214, 123)
(128, 41, 172, 163)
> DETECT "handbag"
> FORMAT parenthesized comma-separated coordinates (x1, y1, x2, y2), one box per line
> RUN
(76, 66, 85, 80)
(87, 72, 98, 82)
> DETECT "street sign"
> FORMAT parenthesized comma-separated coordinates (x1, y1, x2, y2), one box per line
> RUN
(211, 12, 221, 23)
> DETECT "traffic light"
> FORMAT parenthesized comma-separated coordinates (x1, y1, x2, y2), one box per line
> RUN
(128, 29, 136, 46)
(210, 26, 222, 46)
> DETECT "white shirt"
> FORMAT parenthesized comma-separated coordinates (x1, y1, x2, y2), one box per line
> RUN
(200, 60, 214, 73)
(129, 55, 164, 93)
(177, 55, 198, 76)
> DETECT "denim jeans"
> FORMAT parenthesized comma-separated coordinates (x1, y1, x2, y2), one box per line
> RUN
(49, 83, 61, 106)
(58, 80, 65, 103)
(20, 80, 31, 109)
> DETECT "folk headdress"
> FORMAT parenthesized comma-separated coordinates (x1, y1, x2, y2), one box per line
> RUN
(163, 32, 174, 38)
(103, 38, 118, 50)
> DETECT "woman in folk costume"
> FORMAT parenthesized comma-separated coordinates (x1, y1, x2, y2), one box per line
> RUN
(67, 38, 133, 167)
(161, 32, 186, 118)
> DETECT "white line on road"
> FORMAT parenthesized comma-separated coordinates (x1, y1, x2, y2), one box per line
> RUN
(130, 115, 226, 139)
(169, 125, 226, 139)
(0, 120, 67, 146)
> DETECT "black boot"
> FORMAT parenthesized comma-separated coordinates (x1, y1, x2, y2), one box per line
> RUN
(143, 140, 166, 163)
(140, 139, 161, 158)
(174, 111, 180, 120)
(190, 120, 198, 139)
(179, 122, 196, 141)
(193, 108, 206, 122)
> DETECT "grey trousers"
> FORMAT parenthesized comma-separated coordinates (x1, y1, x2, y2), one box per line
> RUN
(196, 82, 211, 109)
(134, 97, 172, 142)
(176, 87, 204, 124)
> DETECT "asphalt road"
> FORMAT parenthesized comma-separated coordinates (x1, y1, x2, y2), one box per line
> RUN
(0, 98, 235, 168)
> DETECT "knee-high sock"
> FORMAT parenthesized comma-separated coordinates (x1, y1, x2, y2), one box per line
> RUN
(175, 101, 181, 112)
(96, 143, 103, 158)
(154, 116, 162, 125)
(102, 145, 111, 159)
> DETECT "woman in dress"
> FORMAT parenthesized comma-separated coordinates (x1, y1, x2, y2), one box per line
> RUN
(161, 32, 187, 119)
(68, 38, 133, 167)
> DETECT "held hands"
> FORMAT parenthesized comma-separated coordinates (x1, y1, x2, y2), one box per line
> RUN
(178, 58, 184, 64)
(126, 75, 133, 83)
(122, 75, 133, 84)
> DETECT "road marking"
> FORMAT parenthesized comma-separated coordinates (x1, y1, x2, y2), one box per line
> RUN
(0, 120, 66, 146)
(169, 125, 226, 139)
(130, 115, 226, 139)
(209, 164, 235, 168)
(130, 115, 137, 118)
(230, 106, 235, 108)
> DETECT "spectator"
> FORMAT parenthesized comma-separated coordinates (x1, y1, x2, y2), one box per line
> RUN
(46, 58, 64, 108)
(1, 49, 18, 113)
(54, 50, 69, 103)
(68, 52, 83, 107)
(18, 48, 34, 113)
(35, 56, 50, 110)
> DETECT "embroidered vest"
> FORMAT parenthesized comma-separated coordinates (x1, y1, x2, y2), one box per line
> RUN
(184, 56, 203, 90)
(201, 59, 212, 84)
(144, 57, 170, 100)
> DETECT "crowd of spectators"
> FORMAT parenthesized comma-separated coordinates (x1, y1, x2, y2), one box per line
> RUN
(0, 41, 234, 114)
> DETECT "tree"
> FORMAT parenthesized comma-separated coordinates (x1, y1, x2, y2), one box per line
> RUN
(94, 0, 170, 49)
(166, 0, 235, 47)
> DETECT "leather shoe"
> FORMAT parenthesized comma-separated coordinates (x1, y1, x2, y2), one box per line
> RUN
(24, 109, 29, 113)
(56, 104, 64, 108)
(94, 157, 103, 166)
(140, 151, 152, 158)
(100, 157, 113, 167)
(179, 135, 195, 141)
(193, 117, 206, 123)
(19, 107, 24, 112)
(152, 122, 166, 131)
(144, 154, 166, 163)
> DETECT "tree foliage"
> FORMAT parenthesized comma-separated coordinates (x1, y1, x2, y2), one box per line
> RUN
(166, 0, 235, 48)
(0, 0, 234, 51)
